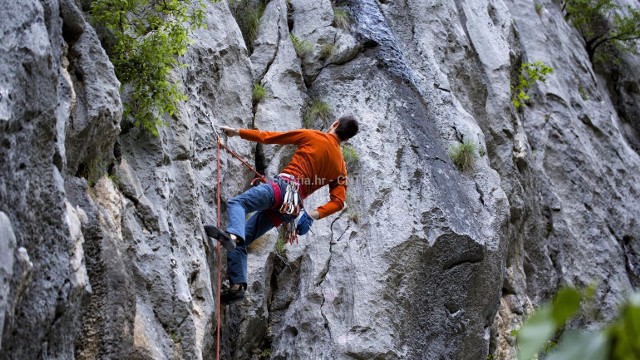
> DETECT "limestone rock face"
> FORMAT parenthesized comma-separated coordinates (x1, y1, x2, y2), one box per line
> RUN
(1, 0, 639, 359)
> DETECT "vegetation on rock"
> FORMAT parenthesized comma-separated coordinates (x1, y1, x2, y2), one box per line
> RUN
(564, 0, 640, 62)
(253, 83, 267, 104)
(290, 33, 313, 57)
(303, 100, 332, 128)
(448, 141, 477, 172)
(230, 0, 266, 54)
(516, 286, 640, 360)
(341, 144, 359, 169)
(332, 6, 351, 29)
(511, 61, 554, 109)
(91, 0, 210, 136)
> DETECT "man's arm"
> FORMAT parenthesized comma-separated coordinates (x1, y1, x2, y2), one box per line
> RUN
(220, 126, 307, 146)
(314, 179, 346, 219)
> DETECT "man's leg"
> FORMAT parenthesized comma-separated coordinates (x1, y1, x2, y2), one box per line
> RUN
(226, 210, 276, 287)
(225, 183, 274, 242)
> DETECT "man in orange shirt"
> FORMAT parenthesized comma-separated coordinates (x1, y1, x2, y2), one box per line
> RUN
(205, 116, 359, 304)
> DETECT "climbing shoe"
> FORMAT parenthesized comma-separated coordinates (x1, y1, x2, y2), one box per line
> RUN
(221, 283, 246, 305)
(204, 225, 236, 252)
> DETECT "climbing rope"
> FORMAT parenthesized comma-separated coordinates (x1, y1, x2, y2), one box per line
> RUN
(217, 139, 267, 184)
(215, 138, 222, 360)
(214, 132, 267, 360)
(213, 130, 300, 358)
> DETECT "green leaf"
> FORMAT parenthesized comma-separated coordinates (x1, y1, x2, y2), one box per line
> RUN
(551, 287, 582, 324)
(545, 331, 609, 360)
(518, 305, 556, 360)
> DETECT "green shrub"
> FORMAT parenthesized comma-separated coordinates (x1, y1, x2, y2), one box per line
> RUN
(511, 61, 554, 109)
(290, 33, 313, 57)
(341, 145, 359, 169)
(448, 141, 477, 172)
(333, 7, 351, 29)
(564, 0, 640, 62)
(230, 0, 266, 53)
(91, 0, 209, 136)
(253, 83, 266, 104)
(516, 286, 640, 360)
(319, 43, 335, 60)
(303, 100, 331, 128)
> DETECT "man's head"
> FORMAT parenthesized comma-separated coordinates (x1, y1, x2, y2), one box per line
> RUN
(330, 115, 359, 141)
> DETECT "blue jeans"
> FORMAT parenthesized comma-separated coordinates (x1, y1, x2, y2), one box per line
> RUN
(226, 177, 294, 286)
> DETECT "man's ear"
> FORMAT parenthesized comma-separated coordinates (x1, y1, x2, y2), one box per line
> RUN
(331, 120, 339, 129)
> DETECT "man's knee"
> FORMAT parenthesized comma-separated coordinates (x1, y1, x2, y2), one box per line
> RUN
(227, 196, 241, 208)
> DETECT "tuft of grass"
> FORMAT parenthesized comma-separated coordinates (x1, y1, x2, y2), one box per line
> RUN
(303, 100, 332, 128)
(230, 0, 265, 53)
(578, 85, 589, 100)
(534, 1, 543, 15)
(341, 144, 359, 169)
(275, 232, 286, 255)
(448, 141, 477, 172)
(333, 6, 351, 29)
(260, 349, 272, 359)
(347, 211, 359, 224)
(290, 33, 313, 57)
(170, 332, 182, 344)
(319, 43, 335, 60)
(253, 83, 266, 104)
(345, 194, 360, 224)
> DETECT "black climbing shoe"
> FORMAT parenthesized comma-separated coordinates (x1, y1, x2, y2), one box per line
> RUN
(204, 225, 236, 252)
(221, 283, 246, 305)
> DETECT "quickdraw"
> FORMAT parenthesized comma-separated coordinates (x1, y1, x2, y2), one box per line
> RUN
(279, 180, 301, 217)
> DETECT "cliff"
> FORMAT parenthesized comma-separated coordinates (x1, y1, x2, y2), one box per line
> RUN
(1, 0, 639, 359)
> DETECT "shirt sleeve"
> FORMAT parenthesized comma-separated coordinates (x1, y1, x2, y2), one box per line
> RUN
(316, 177, 347, 219)
(239, 129, 308, 145)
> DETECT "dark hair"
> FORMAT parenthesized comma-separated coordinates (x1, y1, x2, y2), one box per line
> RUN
(335, 115, 359, 141)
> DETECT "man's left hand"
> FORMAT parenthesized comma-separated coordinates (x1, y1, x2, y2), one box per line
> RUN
(307, 209, 320, 220)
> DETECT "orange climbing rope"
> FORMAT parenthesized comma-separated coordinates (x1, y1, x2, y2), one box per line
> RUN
(215, 138, 222, 360)
(213, 132, 301, 357)
(214, 134, 267, 359)
(218, 140, 267, 183)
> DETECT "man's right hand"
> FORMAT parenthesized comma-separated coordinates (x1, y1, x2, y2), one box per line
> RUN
(220, 126, 240, 137)
(296, 211, 314, 235)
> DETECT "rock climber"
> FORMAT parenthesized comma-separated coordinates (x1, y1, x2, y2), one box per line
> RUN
(204, 115, 359, 304)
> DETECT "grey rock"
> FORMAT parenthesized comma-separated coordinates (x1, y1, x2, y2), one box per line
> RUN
(58, 0, 122, 179)
(0, 213, 15, 348)
(0, 0, 89, 357)
(1, 0, 639, 358)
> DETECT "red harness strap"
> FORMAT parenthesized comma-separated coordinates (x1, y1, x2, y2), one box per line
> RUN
(267, 181, 284, 227)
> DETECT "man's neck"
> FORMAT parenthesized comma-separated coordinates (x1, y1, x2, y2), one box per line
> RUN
(327, 130, 341, 143)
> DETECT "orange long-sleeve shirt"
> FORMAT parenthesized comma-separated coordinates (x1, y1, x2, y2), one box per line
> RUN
(239, 128, 347, 219)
